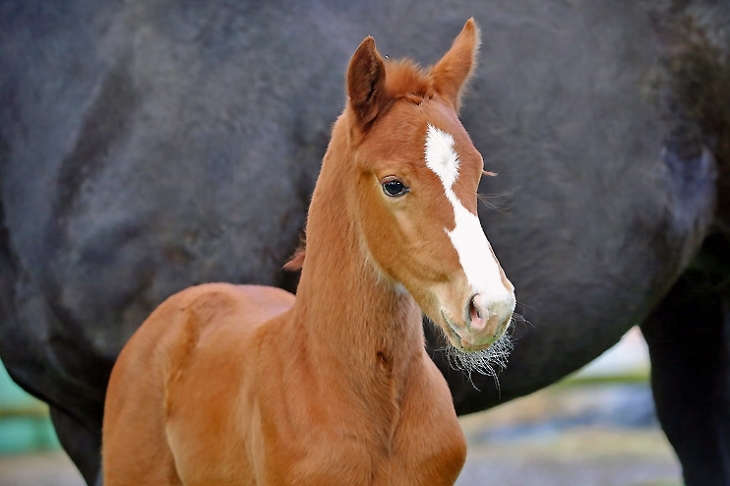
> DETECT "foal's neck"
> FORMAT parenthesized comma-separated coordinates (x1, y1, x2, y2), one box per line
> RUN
(291, 138, 425, 381)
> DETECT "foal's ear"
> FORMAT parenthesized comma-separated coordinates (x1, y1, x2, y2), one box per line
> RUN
(347, 36, 387, 127)
(431, 18, 481, 112)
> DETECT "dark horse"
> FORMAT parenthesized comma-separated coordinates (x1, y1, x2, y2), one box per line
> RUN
(1, 1, 730, 485)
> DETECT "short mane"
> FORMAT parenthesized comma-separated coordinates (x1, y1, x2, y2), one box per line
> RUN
(383, 59, 436, 103)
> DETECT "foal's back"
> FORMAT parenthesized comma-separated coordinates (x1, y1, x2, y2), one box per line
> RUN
(102, 283, 294, 485)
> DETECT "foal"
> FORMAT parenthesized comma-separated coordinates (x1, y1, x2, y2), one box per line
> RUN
(102, 19, 515, 485)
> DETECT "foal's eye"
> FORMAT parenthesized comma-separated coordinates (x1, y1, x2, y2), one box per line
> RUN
(382, 179, 409, 197)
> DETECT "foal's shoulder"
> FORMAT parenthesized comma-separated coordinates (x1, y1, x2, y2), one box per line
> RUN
(156, 283, 295, 379)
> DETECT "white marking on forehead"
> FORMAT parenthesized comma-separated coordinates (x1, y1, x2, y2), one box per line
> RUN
(425, 125, 460, 189)
(423, 124, 507, 294)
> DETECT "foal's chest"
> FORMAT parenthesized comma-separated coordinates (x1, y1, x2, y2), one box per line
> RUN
(249, 369, 467, 486)
(255, 418, 466, 486)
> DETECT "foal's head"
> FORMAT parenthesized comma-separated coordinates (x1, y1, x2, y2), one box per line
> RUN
(342, 19, 516, 352)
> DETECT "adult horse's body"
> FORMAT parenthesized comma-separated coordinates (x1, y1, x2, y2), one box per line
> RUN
(103, 23, 515, 484)
(1, 1, 729, 485)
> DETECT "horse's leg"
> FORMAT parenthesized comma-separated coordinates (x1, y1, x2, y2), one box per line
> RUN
(641, 253, 730, 486)
(49, 406, 103, 486)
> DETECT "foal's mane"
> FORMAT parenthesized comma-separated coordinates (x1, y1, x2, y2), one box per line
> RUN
(382, 59, 438, 104)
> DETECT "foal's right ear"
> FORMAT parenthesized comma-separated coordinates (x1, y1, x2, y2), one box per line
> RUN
(431, 18, 481, 112)
(347, 36, 387, 127)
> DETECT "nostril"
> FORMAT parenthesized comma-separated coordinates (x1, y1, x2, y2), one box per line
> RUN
(468, 296, 487, 331)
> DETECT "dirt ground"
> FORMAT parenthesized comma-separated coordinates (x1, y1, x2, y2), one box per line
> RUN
(0, 381, 682, 486)
(456, 383, 681, 486)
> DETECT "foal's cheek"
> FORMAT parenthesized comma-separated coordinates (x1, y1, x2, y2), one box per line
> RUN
(360, 199, 403, 273)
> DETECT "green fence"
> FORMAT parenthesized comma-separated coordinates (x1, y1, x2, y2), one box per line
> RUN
(0, 359, 60, 455)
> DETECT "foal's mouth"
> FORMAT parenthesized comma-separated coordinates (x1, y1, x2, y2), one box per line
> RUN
(439, 310, 499, 352)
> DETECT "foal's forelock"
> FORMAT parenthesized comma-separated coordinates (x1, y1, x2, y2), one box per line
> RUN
(424, 125, 504, 294)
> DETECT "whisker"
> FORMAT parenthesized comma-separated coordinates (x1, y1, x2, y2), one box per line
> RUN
(476, 186, 520, 214)
(510, 311, 533, 329)
(433, 326, 514, 393)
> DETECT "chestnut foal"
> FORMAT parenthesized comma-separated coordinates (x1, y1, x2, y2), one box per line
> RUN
(102, 19, 515, 486)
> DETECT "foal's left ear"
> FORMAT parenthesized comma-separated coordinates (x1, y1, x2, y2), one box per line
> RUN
(431, 18, 481, 112)
(347, 36, 387, 127)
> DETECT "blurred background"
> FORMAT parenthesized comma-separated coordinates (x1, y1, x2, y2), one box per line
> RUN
(0, 325, 682, 486)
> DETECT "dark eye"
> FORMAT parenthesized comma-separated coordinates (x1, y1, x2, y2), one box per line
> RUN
(382, 179, 409, 197)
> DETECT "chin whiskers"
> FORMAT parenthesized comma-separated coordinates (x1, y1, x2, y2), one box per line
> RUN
(427, 314, 522, 393)
(438, 329, 513, 393)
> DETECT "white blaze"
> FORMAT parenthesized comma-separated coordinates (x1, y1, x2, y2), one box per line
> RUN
(424, 124, 507, 295)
